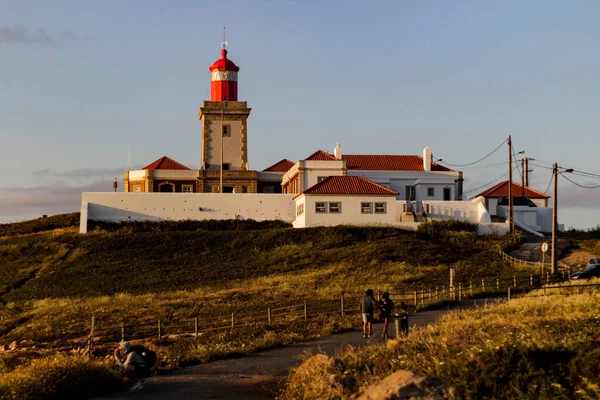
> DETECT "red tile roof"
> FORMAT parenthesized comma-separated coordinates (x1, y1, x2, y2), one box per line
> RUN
(296, 176, 399, 198)
(143, 156, 191, 170)
(343, 155, 453, 172)
(263, 159, 295, 172)
(472, 181, 550, 199)
(305, 150, 338, 161)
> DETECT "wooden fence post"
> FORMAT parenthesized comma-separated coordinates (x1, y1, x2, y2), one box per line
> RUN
(89, 315, 95, 359)
(304, 301, 308, 320)
(267, 307, 272, 324)
(458, 283, 462, 301)
(508, 287, 511, 301)
(158, 320, 161, 340)
(413, 290, 417, 306)
(513, 275, 517, 288)
(420, 290, 424, 305)
(195, 317, 199, 337)
(435, 286, 438, 298)
(482, 279, 485, 292)
(496, 278, 499, 291)
(469, 281, 473, 296)
(530, 274, 533, 288)
(429, 289, 432, 301)
(340, 294, 345, 316)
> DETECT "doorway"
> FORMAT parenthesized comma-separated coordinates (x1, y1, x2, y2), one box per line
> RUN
(443, 188, 451, 201)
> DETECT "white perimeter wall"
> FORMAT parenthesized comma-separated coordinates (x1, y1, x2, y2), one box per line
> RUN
(295, 195, 396, 228)
(80, 192, 296, 233)
(423, 198, 491, 224)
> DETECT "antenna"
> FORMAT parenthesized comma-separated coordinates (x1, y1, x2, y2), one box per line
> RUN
(221, 26, 227, 49)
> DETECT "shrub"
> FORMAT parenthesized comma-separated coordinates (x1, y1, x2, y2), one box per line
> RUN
(418, 220, 478, 240)
(0, 355, 121, 399)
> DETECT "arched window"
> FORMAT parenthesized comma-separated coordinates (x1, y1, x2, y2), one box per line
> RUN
(159, 183, 174, 193)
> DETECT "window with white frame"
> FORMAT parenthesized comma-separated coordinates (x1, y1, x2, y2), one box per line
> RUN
(315, 202, 327, 213)
(329, 202, 341, 213)
(182, 185, 193, 193)
(297, 203, 304, 216)
(427, 187, 435, 197)
(361, 202, 373, 213)
(374, 202, 386, 214)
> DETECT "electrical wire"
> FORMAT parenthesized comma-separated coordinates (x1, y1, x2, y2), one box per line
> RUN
(512, 148, 522, 178)
(542, 173, 554, 195)
(461, 161, 509, 171)
(559, 173, 600, 189)
(433, 138, 508, 167)
(462, 171, 509, 197)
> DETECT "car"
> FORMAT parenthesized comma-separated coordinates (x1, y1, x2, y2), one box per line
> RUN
(570, 258, 600, 280)
(497, 196, 537, 207)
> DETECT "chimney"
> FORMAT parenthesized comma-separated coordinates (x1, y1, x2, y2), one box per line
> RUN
(423, 146, 431, 172)
(334, 143, 342, 160)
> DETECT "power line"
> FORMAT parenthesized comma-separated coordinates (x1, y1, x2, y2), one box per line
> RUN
(434, 138, 508, 167)
(462, 171, 508, 197)
(461, 161, 509, 171)
(512, 149, 522, 179)
(542, 173, 554, 195)
(559, 173, 600, 189)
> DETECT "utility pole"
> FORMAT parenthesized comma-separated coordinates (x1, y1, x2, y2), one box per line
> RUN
(551, 162, 558, 274)
(521, 157, 527, 198)
(220, 104, 224, 193)
(508, 136, 514, 235)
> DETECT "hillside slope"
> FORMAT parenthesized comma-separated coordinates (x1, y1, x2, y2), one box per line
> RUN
(0, 217, 510, 302)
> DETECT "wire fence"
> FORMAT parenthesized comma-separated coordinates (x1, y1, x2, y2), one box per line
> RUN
(78, 269, 576, 358)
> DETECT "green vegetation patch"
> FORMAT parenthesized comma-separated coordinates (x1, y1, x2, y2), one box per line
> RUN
(281, 289, 600, 399)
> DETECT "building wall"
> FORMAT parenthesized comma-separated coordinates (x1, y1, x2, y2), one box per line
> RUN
(153, 180, 197, 193)
(206, 119, 244, 170)
(80, 192, 296, 233)
(295, 195, 396, 228)
(347, 170, 459, 201)
(423, 198, 491, 224)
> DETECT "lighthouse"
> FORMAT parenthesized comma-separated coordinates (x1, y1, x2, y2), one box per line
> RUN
(209, 48, 239, 101)
(198, 38, 255, 193)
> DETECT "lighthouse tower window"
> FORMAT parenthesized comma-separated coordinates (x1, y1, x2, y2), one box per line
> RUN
(222, 124, 231, 137)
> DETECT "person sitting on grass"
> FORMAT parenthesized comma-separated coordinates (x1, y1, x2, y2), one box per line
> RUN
(359, 289, 376, 338)
(114, 341, 147, 392)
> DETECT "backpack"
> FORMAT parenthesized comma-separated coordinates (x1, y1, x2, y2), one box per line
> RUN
(130, 345, 157, 370)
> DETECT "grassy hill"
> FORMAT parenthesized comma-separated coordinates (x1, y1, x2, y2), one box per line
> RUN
(0, 214, 525, 399)
(0, 215, 512, 303)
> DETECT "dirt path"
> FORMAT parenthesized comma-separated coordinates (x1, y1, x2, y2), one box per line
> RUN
(96, 298, 500, 400)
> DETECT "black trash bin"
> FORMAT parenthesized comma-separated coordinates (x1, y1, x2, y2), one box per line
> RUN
(393, 312, 409, 337)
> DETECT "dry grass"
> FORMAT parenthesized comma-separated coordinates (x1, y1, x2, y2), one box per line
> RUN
(281, 283, 600, 399)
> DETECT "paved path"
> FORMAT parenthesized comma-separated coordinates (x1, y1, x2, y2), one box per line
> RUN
(96, 298, 500, 400)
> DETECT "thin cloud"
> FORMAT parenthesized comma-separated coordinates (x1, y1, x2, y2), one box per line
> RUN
(0, 26, 53, 45)
(60, 31, 77, 41)
(31, 167, 137, 180)
(0, 180, 115, 221)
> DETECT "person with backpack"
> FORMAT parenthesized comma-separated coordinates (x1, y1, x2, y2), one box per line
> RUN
(114, 341, 155, 392)
(359, 289, 376, 338)
(378, 292, 394, 339)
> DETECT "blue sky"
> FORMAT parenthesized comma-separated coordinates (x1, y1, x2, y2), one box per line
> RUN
(1, 0, 599, 228)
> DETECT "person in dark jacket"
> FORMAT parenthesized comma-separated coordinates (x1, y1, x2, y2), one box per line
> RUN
(378, 292, 394, 339)
(359, 289, 376, 338)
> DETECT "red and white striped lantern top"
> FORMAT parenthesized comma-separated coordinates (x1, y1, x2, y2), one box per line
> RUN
(209, 49, 240, 101)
